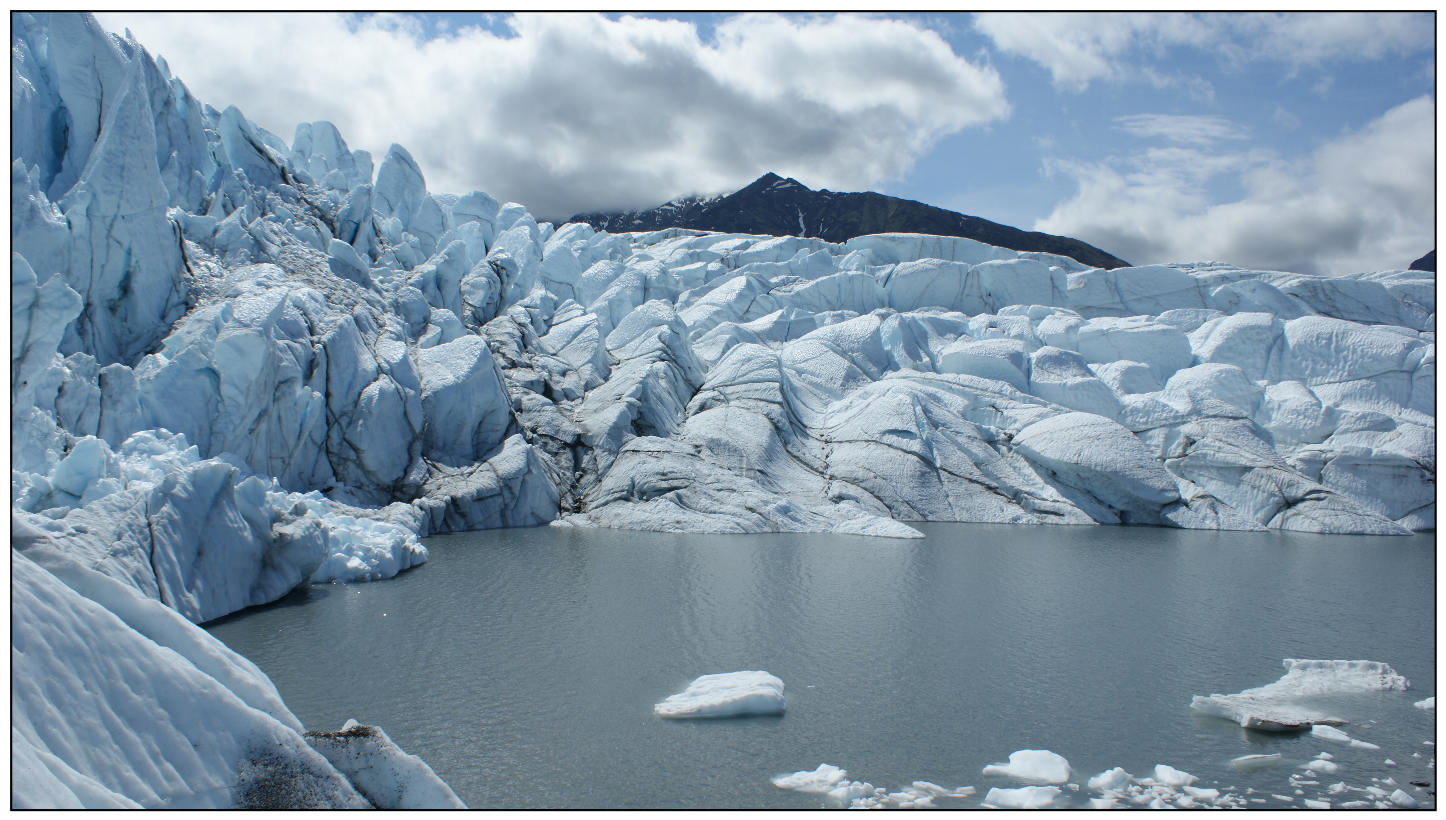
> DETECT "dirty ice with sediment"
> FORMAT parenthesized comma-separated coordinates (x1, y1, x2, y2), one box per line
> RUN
(10, 12, 1435, 809)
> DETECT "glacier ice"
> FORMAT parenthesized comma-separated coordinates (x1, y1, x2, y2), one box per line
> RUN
(9, 11, 1437, 809)
(1191, 659, 1411, 730)
(654, 671, 786, 718)
(302, 720, 466, 809)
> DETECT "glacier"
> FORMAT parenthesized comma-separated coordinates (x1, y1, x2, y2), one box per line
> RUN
(8, 11, 1435, 809)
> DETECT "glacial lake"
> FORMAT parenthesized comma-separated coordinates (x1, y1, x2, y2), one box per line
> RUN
(206, 523, 1436, 809)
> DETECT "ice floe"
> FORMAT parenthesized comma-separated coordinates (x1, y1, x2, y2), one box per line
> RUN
(654, 671, 786, 718)
(1191, 659, 1411, 730)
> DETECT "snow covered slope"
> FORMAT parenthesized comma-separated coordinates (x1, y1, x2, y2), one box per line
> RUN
(8, 11, 1435, 806)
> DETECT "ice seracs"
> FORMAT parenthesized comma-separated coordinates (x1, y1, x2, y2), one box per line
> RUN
(654, 671, 786, 718)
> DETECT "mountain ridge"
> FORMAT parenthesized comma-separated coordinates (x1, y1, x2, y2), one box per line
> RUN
(570, 173, 1131, 270)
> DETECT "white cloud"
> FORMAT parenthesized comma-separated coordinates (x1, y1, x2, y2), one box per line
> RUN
(974, 12, 1433, 92)
(94, 12, 1009, 220)
(1036, 96, 1435, 276)
(1114, 114, 1247, 146)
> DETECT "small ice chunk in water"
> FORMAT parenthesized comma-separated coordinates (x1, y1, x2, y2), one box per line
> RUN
(1088, 797, 1118, 809)
(1311, 725, 1353, 743)
(827, 781, 873, 801)
(1384, 759, 1396, 766)
(1153, 764, 1197, 786)
(1230, 753, 1282, 772)
(772, 764, 848, 793)
(1307, 759, 1340, 774)
(1350, 739, 1381, 751)
(1327, 782, 1347, 794)
(910, 781, 948, 795)
(982, 749, 1071, 783)
(1391, 789, 1419, 808)
(1316, 752, 1334, 760)
(654, 671, 784, 717)
(985, 786, 1061, 808)
(1416, 697, 1435, 711)
(1339, 800, 1369, 808)
(1184, 786, 1220, 799)
(1303, 799, 1332, 809)
(1088, 768, 1131, 792)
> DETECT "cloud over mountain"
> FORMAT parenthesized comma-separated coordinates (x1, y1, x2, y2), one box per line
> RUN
(98, 12, 1009, 220)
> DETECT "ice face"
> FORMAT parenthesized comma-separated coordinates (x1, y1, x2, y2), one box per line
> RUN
(654, 671, 786, 718)
(1191, 659, 1412, 730)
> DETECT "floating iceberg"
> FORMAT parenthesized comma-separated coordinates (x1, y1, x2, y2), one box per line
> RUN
(654, 671, 786, 718)
(982, 749, 1072, 784)
(771, 764, 848, 793)
(1230, 753, 1282, 772)
(1191, 659, 1411, 730)
(1416, 697, 1435, 711)
(985, 785, 1062, 808)
(1152, 764, 1198, 787)
(1087, 767, 1131, 791)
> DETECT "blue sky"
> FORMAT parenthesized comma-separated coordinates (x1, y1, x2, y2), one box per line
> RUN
(98, 12, 1434, 274)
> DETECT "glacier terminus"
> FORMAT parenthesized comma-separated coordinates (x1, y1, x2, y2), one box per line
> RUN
(9, 12, 1435, 810)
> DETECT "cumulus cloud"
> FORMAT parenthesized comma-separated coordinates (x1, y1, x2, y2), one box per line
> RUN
(974, 12, 1433, 92)
(95, 12, 1009, 220)
(1035, 96, 1435, 276)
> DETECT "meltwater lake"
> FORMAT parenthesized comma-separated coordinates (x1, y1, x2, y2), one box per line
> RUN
(206, 523, 1436, 809)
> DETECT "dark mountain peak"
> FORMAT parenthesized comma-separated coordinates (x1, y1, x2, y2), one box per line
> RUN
(739, 172, 788, 194)
(569, 176, 1131, 269)
(1409, 250, 1434, 272)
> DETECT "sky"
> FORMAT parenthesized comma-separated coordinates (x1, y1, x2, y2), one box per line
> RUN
(95, 12, 1436, 275)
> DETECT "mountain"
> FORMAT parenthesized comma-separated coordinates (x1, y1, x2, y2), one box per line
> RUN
(570, 173, 1131, 270)
(1409, 250, 1434, 271)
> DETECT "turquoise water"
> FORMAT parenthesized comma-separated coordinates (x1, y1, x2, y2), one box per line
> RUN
(206, 523, 1436, 809)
